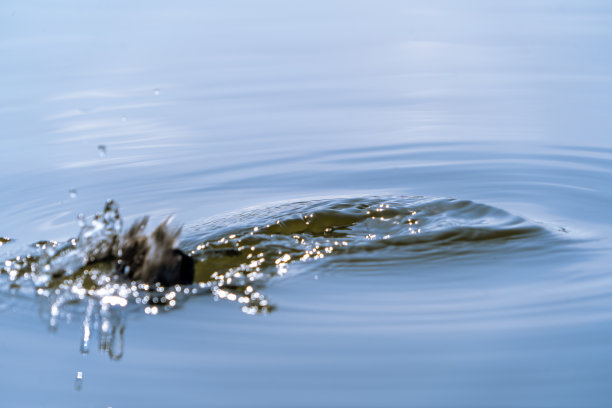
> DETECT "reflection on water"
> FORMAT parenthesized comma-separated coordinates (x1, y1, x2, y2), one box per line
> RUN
(0, 195, 565, 360)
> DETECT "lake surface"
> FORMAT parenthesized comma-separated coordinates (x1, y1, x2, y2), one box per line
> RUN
(2, 1, 612, 407)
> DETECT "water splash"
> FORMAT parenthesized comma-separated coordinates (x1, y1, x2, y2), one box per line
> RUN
(0, 196, 560, 358)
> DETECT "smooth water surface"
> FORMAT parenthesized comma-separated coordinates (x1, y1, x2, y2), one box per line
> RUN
(2, 1, 612, 407)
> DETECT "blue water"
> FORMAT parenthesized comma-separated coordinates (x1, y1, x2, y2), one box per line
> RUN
(2, 1, 612, 407)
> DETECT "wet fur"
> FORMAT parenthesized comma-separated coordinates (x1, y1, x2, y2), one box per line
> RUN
(118, 217, 194, 286)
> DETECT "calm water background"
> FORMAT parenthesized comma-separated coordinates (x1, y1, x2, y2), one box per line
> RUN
(2, 1, 612, 407)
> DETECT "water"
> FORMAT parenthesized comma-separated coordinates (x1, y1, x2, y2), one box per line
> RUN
(2, 1, 612, 407)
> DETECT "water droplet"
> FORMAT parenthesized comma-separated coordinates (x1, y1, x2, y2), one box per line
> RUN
(153, 88, 160, 96)
(97, 145, 107, 158)
(69, 189, 78, 199)
(74, 371, 84, 391)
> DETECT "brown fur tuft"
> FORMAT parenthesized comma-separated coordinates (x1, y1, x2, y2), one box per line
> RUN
(118, 217, 193, 285)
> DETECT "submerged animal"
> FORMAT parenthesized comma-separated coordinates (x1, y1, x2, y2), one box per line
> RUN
(117, 217, 194, 286)
(37, 201, 196, 288)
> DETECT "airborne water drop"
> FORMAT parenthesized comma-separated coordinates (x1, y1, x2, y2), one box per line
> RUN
(74, 371, 83, 391)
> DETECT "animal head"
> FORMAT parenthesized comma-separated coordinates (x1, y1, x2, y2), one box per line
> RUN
(118, 217, 194, 286)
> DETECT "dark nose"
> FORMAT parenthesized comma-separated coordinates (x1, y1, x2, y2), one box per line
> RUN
(173, 249, 194, 285)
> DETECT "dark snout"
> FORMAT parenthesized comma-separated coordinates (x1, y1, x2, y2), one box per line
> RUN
(173, 249, 194, 285)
